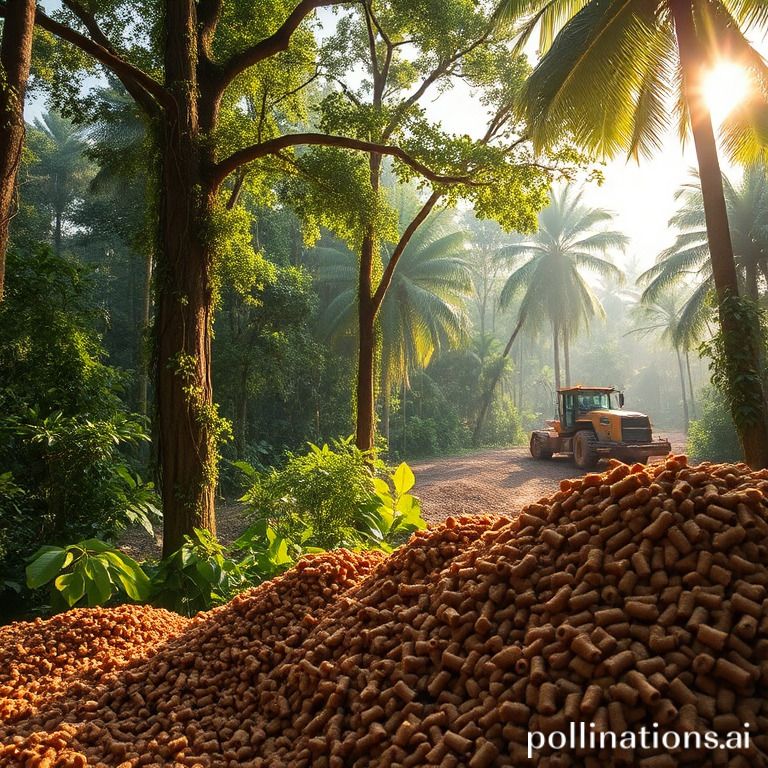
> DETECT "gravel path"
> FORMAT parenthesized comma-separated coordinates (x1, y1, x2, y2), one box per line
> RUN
(411, 430, 687, 525)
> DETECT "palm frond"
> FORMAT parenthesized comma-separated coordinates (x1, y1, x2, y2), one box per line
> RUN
(521, 0, 669, 156)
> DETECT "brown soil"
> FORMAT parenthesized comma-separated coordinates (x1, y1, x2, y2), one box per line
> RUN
(412, 430, 687, 525)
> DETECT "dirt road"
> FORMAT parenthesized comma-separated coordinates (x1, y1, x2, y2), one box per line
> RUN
(121, 433, 685, 558)
(412, 432, 686, 525)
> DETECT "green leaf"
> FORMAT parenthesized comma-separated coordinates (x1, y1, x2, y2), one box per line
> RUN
(78, 538, 113, 553)
(116, 570, 151, 601)
(26, 544, 65, 561)
(101, 551, 151, 600)
(268, 534, 291, 565)
(26, 548, 68, 588)
(84, 558, 113, 605)
(115, 464, 136, 487)
(54, 570, 86, 607)
(373, 477, 390, 495)
(392, 463, 415, 496)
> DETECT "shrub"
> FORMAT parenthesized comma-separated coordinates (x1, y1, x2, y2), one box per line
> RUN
(240, 439, 426, 552)
(687, 386, 742, 463)
(148, 529, 257, 615)
(25, 539, 151, 610)
(478, 397, 526, 447)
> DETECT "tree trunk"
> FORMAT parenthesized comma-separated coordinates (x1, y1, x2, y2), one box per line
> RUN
(479, 285, 487, 357)
(685, 349, 696, 420)
(676, 345, 690, 430)
(138, 249, 153, 418)
(402, 377, 407, 456)
(472, 313, 526, 445)
(236, 365, 249, 457)
(671, 0, 768, 467)
(0, 0, 35, 299)
(553, 319, 561, 391)
(155, 1, 218, 556)
(518, 333, 524, 412)
(356, 287, 377, 453)
(563, 323, 571, 386)
(54, 203, 62, 256)
(746, 261, 759, 301)
(354, 152, 382, 454)
(381, 365, 390, 444)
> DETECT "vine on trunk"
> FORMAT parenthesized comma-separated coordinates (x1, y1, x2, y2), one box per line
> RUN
(700, 295, 768, 430)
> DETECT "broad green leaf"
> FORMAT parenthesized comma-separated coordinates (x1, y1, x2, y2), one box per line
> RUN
(101, 550, 140, 574)
(27, 544, 65, 561)
(129, 507, 155, 537)
(78, 538, 113, 553)
(395, 494, 414, 514)
(392, 463, 415, 496)
(399, 496, 426, 528)
(114, 565, 151, 601)
(54, 571, 86, 607)
(299, 526, 314, 544)
(268, 535, 291, 565)
(373, 478, 390, 495)
(115, 465, 136, 487)
(26, 548, 67, 588)
(195, 559, 217, 584)
(84, 558, 113, 605)
(100, 552, 151, 601)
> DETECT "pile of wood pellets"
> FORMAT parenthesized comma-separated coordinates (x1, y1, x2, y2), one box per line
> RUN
(2, 456, 768, 768)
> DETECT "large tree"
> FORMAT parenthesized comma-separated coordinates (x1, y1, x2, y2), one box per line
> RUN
(499, 0, 768, 466)
(315, 204, 473, 441)
(631, 290, 697, 429)
(288, 0, 558, 453)
(26, 111, 90, 256)
(3, 1, 496, 554)
(0, 0, 35, 299)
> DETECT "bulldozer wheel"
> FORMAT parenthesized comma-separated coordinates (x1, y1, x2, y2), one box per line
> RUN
(530, 434, 553, 460)
(574, 430, 598, 469)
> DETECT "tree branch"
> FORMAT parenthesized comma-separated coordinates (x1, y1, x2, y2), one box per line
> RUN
(382, 25, 494, 138)
(269, 67, 321, 110)
(209, 132, 478, 191)
(0, 2, 172, 115)
(217, 0, 344, 92)
(329, 75, 362, 106)
(372, 189, 442, 311)
(198, 0, 224, 53)
(362, 2, 385, 105)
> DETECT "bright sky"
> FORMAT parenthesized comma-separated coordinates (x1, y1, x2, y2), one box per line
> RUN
(425, 41, 767, 273)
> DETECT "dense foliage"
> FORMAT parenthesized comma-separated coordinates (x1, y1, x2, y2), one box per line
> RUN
(687, 387, 741, 463)
(2, 0, 760, 620)
(0, 247, 156, 609)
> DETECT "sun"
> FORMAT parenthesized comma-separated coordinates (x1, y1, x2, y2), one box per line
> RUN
(703, 62, 750, 123)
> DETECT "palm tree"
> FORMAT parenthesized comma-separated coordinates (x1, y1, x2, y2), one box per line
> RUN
(26, 111, 91, 256)
(639, 166, 768, 343)
(630, 291, 699, 429)
(500, 187, 627, 387)
(314, 210, 473, 442)
(473, 187, 625, 441)
(498, 0, 768, 465)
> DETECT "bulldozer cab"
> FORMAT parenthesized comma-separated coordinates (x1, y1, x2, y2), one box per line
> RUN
(558, 387, 624, 431)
